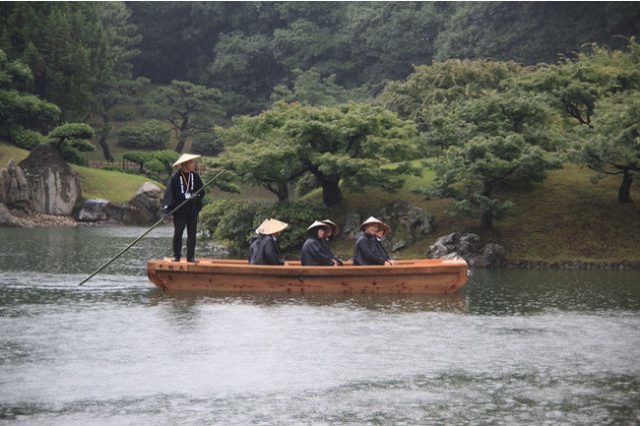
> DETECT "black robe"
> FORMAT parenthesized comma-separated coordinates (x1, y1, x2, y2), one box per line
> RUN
(162, 171, 204, 216)
(375, 237, 392, 262)
(301, 237, 335, 266)
(249, 234, 285, 265)
(353, 232, 388, 266)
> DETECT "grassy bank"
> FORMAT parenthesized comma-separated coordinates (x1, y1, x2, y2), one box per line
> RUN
(1, 141, 160, 203)
(324, 163, 640, 264)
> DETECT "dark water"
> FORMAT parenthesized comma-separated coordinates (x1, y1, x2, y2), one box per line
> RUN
(1, 227, 639, 425)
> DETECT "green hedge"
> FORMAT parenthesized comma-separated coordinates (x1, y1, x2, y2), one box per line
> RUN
(117, 120, 171, 149)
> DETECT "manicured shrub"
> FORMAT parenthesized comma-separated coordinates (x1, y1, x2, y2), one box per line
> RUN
(191, 132, 223, 156)
(8, 127, 44, 150)
(117, 120, 171, 149)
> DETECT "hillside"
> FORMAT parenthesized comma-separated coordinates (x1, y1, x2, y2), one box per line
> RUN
(325, 163, 640, 264)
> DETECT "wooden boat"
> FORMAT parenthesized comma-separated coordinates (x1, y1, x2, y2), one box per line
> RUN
(147, 258, 469, 294)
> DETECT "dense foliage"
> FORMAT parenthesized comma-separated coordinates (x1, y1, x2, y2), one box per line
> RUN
(215, 102, 421, 206)
(117, 120, 171, 150)
(200, 199, 326, 254)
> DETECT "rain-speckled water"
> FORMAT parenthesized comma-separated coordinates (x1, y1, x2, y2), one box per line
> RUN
(1, 226, 639, 425)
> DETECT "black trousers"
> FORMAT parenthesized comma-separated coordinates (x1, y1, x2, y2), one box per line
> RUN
(173, 213, 198, 260)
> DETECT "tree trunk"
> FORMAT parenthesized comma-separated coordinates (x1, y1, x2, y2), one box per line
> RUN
(480, 209, 493, 230)
(618, 169, 633, 203)
(98, 113, 114, 162)
(480, 182, 493, 230)
(175, 118, 190, 153)
(321, 177, 342, 206)
(276, 182, 289, 204)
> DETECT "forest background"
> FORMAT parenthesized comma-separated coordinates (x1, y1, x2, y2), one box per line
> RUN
(1, 1, 639, 263)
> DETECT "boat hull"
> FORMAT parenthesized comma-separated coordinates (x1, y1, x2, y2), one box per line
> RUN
(147, 258, 469, 294)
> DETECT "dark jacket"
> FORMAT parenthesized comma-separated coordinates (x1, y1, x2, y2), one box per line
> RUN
(353, 232, 388, 266)
(249, 234, 285, 265)
(301, 237, 335, 266)
(375, 237, 392, 262)
(162, 171, 204, 216)
(321, 238, 343, 265)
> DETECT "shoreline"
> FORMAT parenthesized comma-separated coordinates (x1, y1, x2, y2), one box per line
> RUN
(1, 220, 638, 270)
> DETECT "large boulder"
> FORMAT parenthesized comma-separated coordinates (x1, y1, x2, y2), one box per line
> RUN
(0, 160, 33, 214)
(122, 182, 163, 225)
(18, 144, 81, 216)
(75, 182, 163, 225)
(75, 199, 125, 223)
(0, 202, 29, 227)
(426, 232, 506, 268)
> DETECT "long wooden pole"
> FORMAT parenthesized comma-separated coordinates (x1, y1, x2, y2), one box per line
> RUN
(78, 169, 225, 286)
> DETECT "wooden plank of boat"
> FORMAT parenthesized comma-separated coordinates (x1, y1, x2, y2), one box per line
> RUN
(147, 258, 469, 294)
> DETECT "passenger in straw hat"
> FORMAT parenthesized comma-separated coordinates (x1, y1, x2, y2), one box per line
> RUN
(248, 218, 289, 265)
(162, 153, 204, 262)
(321, 219, 344, 265)
(353, 216, 394, 266)
(301, 221, 340, 266)
(375, 221, 396, 265)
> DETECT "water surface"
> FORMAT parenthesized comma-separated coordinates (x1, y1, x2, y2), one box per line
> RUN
(1, 227, 639, 424)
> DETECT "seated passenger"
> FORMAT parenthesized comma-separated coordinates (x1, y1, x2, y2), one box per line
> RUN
(353, 216, 394, 266)
(248, 218, 289, 265)
(321, 218, 344, 266)
(375, 222, 397, 265)
(247, 219, 269, 263)
(301, 221, 339, 266)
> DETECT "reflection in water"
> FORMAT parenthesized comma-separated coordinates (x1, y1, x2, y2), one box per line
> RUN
(147, 290, 470, 314)
(1, 227, 639, 424)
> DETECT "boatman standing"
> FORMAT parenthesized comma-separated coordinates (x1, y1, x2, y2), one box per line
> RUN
(353, 216, 394, 266)
(162, 153, 204, 263)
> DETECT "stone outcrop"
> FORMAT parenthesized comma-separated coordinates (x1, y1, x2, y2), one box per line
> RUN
(378, 201, 434, 251)
(0, 160, 33, 214)
(76, 182, 163, 225)
(18, 144, 81, 216)
(426, 232, 506, 268)
(0, 202, 28, 227)
(341, 201, 434, 252)
(122, 182, 163, 225)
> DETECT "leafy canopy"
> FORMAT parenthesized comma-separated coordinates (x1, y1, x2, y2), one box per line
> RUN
(217, 102, 421, 206)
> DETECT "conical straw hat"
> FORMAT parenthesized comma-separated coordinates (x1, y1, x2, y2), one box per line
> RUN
(255, 218, 270, 234)
(321, 219, 340, 236)
(359, 216, 384, 230)
(172, 153, 202, 167)
(306, 220, 330, 235)
(261, 218, 289, 235)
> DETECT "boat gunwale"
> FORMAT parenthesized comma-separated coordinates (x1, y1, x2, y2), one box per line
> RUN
(148, 258, 468, 278)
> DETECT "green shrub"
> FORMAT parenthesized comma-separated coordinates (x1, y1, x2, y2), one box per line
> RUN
(123, 149, 179, 180)
(192, 132, 223, 156)
(201, 200, 326, 255)
(201, 200, 259, 252)
(294, 173, 319, 197)
(111, 105, 136, 121)
(144, 158, 166, 181)
(117, 120, 171, 149)
(8, 127, 44, 150)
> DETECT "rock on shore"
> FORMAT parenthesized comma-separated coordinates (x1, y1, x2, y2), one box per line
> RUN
(427, 232, 506, 268)
(75, 182, 163, 225)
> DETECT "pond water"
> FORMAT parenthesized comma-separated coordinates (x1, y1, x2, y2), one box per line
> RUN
(1, 226, 639, 425)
